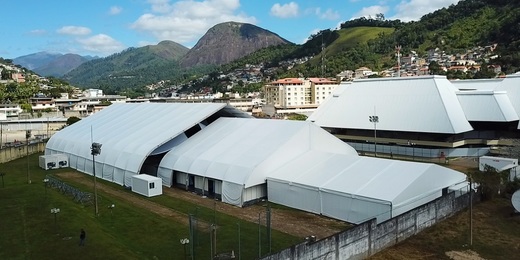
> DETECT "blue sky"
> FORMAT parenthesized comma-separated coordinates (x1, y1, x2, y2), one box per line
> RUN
(0, 0, 460, 59)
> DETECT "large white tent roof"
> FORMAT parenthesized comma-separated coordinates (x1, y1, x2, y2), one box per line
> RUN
(267, 153, 467, 207)
(308, 76, 473, 134)
(46, 103, 250, 184)
(158, 117, 358, 188)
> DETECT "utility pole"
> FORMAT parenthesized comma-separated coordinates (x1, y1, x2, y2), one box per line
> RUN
(26, 130, 31, 184)
(469, 176, 473, 246)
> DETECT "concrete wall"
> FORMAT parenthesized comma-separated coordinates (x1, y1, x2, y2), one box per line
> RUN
(0, 142, 45, 163)
(262, 192, 470, 260)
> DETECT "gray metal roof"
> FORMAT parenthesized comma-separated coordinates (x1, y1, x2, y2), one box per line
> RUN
(308, 76, 473, 134)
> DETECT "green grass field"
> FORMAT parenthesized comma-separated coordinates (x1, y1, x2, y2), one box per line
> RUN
(0, 153, 300, 260)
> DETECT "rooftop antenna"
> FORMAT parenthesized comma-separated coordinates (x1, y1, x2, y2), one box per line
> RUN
(395, 45, 402, 77)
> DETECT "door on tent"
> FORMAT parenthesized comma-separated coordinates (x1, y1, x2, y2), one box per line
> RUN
(208, 179, 215, 196)
(188, 175, 195, 190)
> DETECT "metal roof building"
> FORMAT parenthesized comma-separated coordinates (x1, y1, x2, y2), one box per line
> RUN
(308, 75, 473, 134)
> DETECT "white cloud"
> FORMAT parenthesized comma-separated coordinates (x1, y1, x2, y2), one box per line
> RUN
(109, 6, 122, 15)
(28, 29, 47, 36)
(270, 2, 299, 18)
(147, 0, 175, 14)
(391, 0, 460, 21)
(351, 5, 389, 20)
(77, 34, 125, 55)
(131, 0, 256, 44)
(313, 8, 340, 20)
(57, 26, 92, 36)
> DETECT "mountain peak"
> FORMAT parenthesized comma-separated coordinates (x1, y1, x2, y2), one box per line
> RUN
(180, 21, 291, 67)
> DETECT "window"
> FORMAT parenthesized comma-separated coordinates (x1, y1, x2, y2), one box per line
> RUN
(149, 182, 155, 189)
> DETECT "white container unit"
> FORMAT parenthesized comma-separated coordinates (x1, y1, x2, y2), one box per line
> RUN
(131, 174, 163, 197)
(39, 154, 69, 170)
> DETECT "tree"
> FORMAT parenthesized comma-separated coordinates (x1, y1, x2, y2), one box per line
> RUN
(66, 116, 81, 126)
(469, 165, 510, 201)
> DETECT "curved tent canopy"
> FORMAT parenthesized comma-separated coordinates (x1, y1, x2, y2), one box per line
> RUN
(308, 75, 473, 134)
(158, 117, 358, 204)
(45, 103, 251, 185)
(267, 153, 467, 224)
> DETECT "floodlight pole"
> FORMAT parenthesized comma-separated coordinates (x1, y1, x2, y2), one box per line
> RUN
(469, 176, 473, 246)
(237, 222, 241, 260)
(368, 108, 379, 157)
(91, 142, 102, 216)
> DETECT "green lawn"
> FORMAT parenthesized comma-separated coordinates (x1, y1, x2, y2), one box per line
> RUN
(0, 153, 300, 260)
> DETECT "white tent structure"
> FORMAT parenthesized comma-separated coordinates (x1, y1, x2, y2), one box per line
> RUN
(157, 117, 358, 206)
(45, 103, 250, 186)
(267, 154, 467, 224)
(308, 75, 473, 134)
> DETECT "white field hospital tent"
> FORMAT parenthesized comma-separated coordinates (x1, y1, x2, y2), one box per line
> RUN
(267, 154, 467, 224)
(45, 103, 250, 186)
(157, 117, 358, 206)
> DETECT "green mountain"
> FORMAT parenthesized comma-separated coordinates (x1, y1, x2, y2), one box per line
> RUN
(274, 0, 520, 78)
(35, 53, 90, 77)
(64, 0, 520, 94)
(63, 40, 189, 92)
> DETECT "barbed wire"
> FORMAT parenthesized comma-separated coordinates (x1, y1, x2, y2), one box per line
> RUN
(46, 175, 96, 206)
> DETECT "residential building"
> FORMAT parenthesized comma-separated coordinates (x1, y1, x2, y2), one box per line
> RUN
(309, 78, 340, 105)
(30, 96, 56, 112)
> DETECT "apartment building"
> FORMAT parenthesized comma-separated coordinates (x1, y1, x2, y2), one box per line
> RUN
(265, 77, 340, 114)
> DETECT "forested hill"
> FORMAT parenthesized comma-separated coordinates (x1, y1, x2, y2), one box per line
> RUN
(274, 0, 520, 78)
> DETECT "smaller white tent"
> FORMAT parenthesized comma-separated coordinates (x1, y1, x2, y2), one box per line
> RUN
(157, 117, 358, 206)
(132, 174, 163, 197)
(267, 154, 467, 224)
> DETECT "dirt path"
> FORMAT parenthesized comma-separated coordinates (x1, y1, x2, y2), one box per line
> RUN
(55, 172, 346, 239)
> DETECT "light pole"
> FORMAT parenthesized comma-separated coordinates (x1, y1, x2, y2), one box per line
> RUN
(180, 238, 189, 260)
(408, 141, 416, 161)
(237, 222, 241, 260)
(91, 142, 102, 216)
(26, 130, 31, 184)
(51, 208, 60, 232)
(43, 178, 49, 197)
(368, 113, 379, 157)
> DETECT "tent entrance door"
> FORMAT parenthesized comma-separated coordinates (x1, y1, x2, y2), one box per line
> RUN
(208, 179, 215, 196)
(188, 175, 195, 190)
